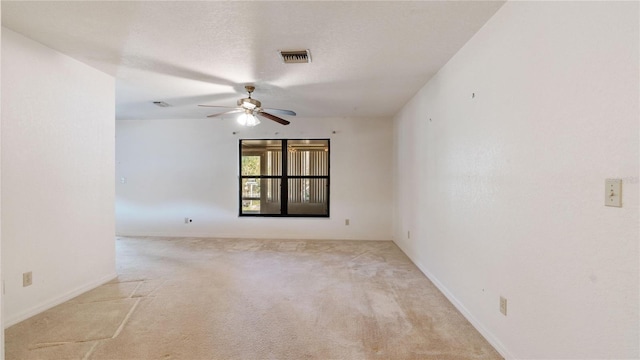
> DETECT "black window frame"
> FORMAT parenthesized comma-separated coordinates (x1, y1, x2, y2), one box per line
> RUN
(238, 138, 330, 218)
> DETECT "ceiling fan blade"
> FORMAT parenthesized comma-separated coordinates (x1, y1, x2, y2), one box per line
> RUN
(198, 105, 238, 109)
(258, 111, 290, 125)
(207, 109, 243, 118)
(263, 108, 296, 116)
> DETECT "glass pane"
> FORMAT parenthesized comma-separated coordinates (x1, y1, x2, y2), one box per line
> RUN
(288, 178, 328, 216)
(241, 140, 282, 176)
(241, 156, 260, 176)
(287, 140, 329, 176)
(242, 199, 261, 213)
(241, 178, 281, 215)
(264, 150, 282, 176)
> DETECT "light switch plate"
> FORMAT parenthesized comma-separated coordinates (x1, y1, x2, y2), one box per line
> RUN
(605, 179, 622, 207)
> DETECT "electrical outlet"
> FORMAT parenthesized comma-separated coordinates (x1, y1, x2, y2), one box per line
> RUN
(407, 231, 411, 239)
(605, 178, 622, 207)
(500, 296, 507, 316)
(345, 219, 350, 226)
(23, 272, 32, 287)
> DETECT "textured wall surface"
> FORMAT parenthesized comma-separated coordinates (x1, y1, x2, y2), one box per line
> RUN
(2, 28, 116, 327)
(116, 116, 392, 241)
(0, 18, 4, 360)
(393, 2, 639, 358)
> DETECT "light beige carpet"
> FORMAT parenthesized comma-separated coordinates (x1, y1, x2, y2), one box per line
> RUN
(6, 237, 503, 360)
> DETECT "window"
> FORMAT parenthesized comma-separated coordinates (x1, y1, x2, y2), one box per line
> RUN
(239, 139, 330, 217)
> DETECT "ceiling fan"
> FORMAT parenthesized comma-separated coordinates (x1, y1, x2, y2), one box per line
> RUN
(198, 85, 295, 126)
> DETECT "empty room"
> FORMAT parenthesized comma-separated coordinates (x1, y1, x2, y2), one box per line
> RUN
(1, 1, 638, 359)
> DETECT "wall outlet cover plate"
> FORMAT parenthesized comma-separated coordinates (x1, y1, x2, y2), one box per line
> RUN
(605, 179, 622, 207)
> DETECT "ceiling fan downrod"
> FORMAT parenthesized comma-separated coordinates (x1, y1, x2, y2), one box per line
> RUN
(238, 85, 261, 109)
(245, 85, 255, 98)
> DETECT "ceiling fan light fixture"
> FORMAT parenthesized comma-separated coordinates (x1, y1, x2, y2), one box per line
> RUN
(246, 115, 260, 127)
(237, 112, 260, 127)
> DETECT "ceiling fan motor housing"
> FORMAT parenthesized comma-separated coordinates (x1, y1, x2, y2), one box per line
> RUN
(238, 97, 261, 110)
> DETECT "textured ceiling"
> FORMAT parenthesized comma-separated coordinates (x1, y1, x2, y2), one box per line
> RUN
(2, 1, 504, 120)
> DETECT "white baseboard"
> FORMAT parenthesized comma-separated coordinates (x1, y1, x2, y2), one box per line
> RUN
(392, 240, 516, 360)
(116, 232, 387, 241)
(4, 272, 118, 328)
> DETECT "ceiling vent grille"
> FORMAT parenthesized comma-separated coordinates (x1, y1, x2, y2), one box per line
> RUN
(279, 49, 311, 64)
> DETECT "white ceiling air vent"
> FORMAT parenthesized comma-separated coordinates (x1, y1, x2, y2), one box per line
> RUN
(153, 101, 170, 107)
(279, 49, 311, 64)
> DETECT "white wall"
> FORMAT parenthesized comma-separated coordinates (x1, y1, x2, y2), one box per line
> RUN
(0, 15, 4, 360)
(393, 2, 638, 359)
(116, 116, 392, 240)
(1, 28, 116, 327)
